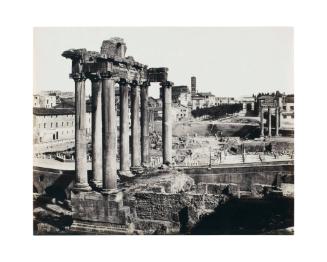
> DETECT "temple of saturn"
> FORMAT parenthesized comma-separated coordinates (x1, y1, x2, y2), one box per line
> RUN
(62, 37, 173, 193)
(258, 95, 282, 138)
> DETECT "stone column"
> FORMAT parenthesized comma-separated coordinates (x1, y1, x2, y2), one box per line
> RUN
(131, 83, 142, 172)
(118, 79, 132, 177)
(90, 75, 102, 187)
(73, 76, 91, 191)
(102, 75, 117, 190)
(275, 107, 280, 136)
(161, 81, 173, 165)
(260, 107, 264, 137)
(140, 82, 150, 165)
(268, 107, 272, 137)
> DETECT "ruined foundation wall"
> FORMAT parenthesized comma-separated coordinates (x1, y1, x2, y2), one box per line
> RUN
(185, 163, 294, 191)
(69, 171, 240, 234)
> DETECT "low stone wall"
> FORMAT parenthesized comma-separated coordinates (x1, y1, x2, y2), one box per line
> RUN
(185, 162, 294, 191)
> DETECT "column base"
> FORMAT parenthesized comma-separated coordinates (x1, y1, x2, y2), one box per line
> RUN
(90, 179, 102, 189)
(101, 188, 120, 195)
(159, 163, 171, 170)
(131, 166, 144, 175)
(73, 183, 92, 192)
(142, 162, 150, 169)
(118, 170, 134, 178)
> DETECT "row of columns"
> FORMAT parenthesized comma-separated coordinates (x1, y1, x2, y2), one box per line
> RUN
(260, 106, 280, 137)
(72, 74, 173, 192)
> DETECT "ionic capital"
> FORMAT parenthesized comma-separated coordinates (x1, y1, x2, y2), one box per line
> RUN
(160, 81, 174, 88)
(86, 72, 102, 82)
(140, 81, 150, 88)
(70, 73, 86, 82)
(100, 72, 112, 79)
(130, 80, 140, 88)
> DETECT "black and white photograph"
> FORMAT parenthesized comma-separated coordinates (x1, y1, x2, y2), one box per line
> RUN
(2, 1, 327, 261)
(33, 27, 294, 235)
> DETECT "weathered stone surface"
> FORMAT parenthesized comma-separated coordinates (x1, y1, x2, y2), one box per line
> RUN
(281, 183, 294, 197)
(124, 170, 195, 194)
(71, 191, 131, 225)
(192, 182, 207, 194)
(206, 183, 239, 197)
(68, 171, 240, 234)
(251, 183, 283, 198)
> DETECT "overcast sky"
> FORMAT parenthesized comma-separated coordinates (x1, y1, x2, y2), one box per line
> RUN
(34, 27, 293, 98)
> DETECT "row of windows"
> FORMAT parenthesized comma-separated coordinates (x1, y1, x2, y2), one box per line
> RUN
(283, 115, 294, 119)
(38, 128, 91, 142)
(42, 115, 73, 118)
(39, 121, 73, 128)
(38, 118, 91, 129)
(282, 105, 294, 110)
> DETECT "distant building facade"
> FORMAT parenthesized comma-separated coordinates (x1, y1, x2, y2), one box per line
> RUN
(280, 95, 294, 130)
(33, 108, 92, 144)
(172, 85, 191, 107)
(172, 103, 190, 122)
(33, 94, 57, 108)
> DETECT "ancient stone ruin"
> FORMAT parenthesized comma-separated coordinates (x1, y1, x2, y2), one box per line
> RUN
(61, 37, 241, 234)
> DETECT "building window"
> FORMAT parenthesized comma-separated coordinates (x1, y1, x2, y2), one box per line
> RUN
(44, 123, 46, 128)
(283, 106, 287, 110)
(291, 115, 294, 119)
(62, 122, 64, 126)
(51, 123, 53, 128)
(283, 115, 286, 119)
(290, 106, 294, 110)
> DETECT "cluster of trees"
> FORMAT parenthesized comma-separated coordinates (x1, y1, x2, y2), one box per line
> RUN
(191, 103, 243, 119)
(256, 91, 283, 98)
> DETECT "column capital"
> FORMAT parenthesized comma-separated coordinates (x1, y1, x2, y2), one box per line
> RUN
(118, 78, 130, 86)
(130, 80, 141, 87)
(86, 72, 102, 82)
(71, 73, 86, 81)
(100, 72, 112, 79)
(140, 81, 150, 88)
(160, 81, 174, 88)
